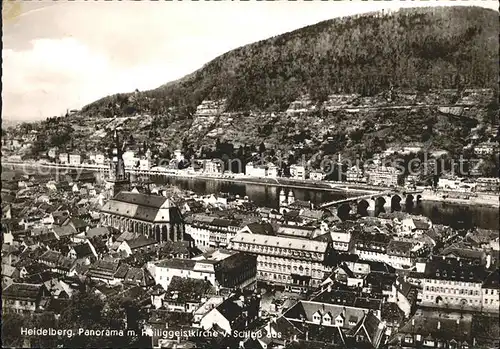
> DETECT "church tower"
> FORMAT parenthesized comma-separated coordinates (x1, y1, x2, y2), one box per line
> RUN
(106, 129, 130, 198)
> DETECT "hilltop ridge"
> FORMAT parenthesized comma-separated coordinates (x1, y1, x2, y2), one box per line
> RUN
(81, 6, 498, 118)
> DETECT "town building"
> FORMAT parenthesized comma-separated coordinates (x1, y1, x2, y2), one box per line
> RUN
(199, 292, 260, 335)
(47, 147, 58, 159)
(59, 153, 69, 164)
(283, 299, 385, 348)
(2, 283, 51, 314)
(266, 163, 279, 178)
(230, 231, 332, 292)
(185, 214, 243, 250)
(387, 309, 474, 349)
(147, 250, 257, 292)
(365, 166, 402, 187)
(415, 257, 488, 311)
(289, 164, 307, 180)
(309, 171, 326, 181)
(437, 176, 467, 191)
(329, 228, 353, 252)
(245, 162, 267, 177)
(474, 141, 497, 156)
(346, 166, 367, 183)
(139, 158, 152, 170)
(116, 235, 158, 257)
(173, 149, 184, 162)
(475, 177, 500, 193)
(354, 232, 391, 263)
(200, 159, 223, 174)
(481, 269, 499, 313)
(123, 150, 137, 168)
(100, 191, 185, 243)
(69, 154, 81, 165)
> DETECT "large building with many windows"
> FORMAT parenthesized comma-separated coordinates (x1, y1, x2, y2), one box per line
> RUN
(147, 249, 257, 293)
(481, 269, 499, 312)
(229, 231, 332, 292)
(415, 257, 489, 311)
(185, 214, 243, 250)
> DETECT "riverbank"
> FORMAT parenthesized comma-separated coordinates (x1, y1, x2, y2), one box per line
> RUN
(2, 161, 377, 195)
(3, 161, 498, 208)
(421, 189, 499, 208)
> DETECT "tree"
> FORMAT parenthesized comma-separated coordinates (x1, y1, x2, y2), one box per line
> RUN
(2, 311, 25, 348)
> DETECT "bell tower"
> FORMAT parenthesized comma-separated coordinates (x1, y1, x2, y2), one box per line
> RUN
(106, 129, 130, 198)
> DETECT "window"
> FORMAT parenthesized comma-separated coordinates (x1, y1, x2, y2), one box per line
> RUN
(404, 336, 413, 344)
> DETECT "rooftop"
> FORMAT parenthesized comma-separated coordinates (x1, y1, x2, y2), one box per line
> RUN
(3, 282, 45, 300)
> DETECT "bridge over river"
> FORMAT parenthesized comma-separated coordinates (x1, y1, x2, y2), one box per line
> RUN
(319, 189, 423, 218)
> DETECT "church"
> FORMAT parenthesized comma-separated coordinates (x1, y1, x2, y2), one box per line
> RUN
(100, 130, 185, 242)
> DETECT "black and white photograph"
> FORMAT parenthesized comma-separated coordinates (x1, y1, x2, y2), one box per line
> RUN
(1, 0, 499, 348)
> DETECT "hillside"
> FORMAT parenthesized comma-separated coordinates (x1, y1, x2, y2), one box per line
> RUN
(82, 6, 498, 117)
(9, 6, 499, 174)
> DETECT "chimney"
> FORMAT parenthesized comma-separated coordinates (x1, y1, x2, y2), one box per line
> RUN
(412, 318, 415, 326)
(437, 321, 441, 330)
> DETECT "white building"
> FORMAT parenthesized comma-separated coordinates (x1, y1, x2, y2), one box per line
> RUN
(481, 270, 500, 312)
(290, 164, 307, 180)
(474, 142, 497, 156)
(437, 177, 465, 190)
(95, 154, 106, 166)
(366, 166, 402, 187)
(147, 251, 257, 292)
(59, 153, 69, 164)
(309, 171, 326, 181)
(330, 230, 352, 252)
(245, 162, 267, 177)
(47, 147, 58, 159)
(139, 158, 151, 170)
(230, 231, 332, 292)
(123, 151, 137, 168)
(69, 154, 81, 165)
(346, 166, 366, 183)
(266, 163, 279, 178)
(201, 159, 223, 174)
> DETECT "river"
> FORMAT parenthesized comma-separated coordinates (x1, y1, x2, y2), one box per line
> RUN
(3, 164, 499, 230)
(154, 176, 499, 231)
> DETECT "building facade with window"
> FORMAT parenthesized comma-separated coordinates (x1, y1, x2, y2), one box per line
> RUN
(147, 251, 257, 292)
(229, 231, 332, 292)
(416, 258, 488, 311)
(2, 283, 50, 314)
(100, 191, 185, 243)
(185, 214, 243, 250)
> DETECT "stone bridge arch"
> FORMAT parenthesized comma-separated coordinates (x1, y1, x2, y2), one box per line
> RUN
(337, 203, 351, 221)
(356, 199, 369, 217)
(391, 194, 402, 212)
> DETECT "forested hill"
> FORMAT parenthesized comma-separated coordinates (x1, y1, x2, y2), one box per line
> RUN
(81, 6, 498, 117)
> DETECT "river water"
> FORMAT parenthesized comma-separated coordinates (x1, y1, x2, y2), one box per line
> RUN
(3, 164, 498, 230)
(156, 176, 499, 231)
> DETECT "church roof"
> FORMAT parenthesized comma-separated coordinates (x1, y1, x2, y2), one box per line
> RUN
(114, 192, 173, 208)
(100, 191, 183, 223)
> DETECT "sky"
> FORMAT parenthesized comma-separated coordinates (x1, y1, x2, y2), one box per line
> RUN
(2, 0, 498, 122)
